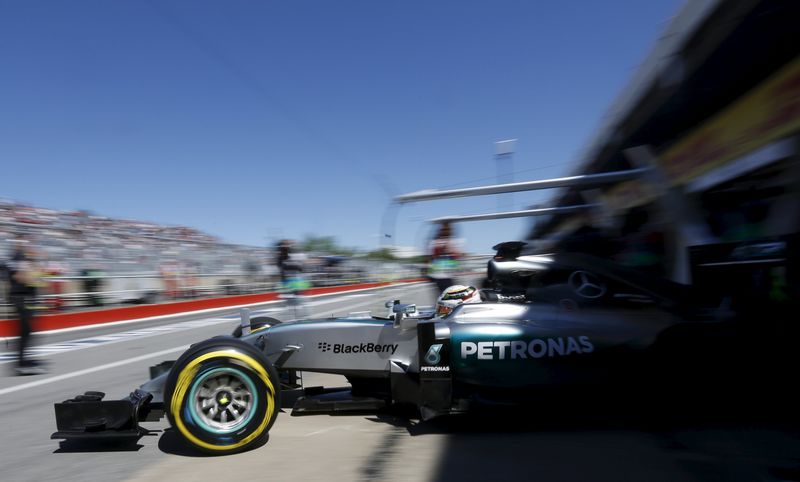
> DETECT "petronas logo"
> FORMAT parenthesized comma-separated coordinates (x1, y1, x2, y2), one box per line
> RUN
(424, 344, 443, 365)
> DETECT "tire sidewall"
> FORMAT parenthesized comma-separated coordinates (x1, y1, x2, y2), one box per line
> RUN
(165, 337, 280, 454)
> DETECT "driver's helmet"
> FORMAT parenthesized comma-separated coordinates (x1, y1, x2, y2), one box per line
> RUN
(436, 285, 480, 316)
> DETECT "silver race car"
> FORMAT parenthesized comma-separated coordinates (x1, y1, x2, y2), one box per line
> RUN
(52, 246, 749, 454)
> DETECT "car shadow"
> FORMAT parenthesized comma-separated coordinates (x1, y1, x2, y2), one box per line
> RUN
(53, 436, 153, 453)
(369, 395, 800, 435)
(52, 428, 161, 453)
(157, 428, 270, 457)
(363, 396, 800, 482)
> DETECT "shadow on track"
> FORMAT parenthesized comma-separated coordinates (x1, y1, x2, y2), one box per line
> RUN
(363, 396, 800, 482)
(157, 428, 270, 457)
(53, 434, 154, 454)
(53, 428, 161, 453)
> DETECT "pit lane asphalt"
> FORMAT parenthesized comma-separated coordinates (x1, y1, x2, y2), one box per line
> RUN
(1, 282, 798, 482)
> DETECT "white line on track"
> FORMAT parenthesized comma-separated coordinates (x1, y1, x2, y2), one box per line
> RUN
(0, 345, 190, 397)
(304, 425, 354, 437)
(0, 318, 229, 363)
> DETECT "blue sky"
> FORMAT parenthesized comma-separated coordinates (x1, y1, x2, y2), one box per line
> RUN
(0, 0, 681, 253)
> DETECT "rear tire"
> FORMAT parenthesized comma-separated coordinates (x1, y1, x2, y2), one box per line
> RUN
(164, 337, 280, 454)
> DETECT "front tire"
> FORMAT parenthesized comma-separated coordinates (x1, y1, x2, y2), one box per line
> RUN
(164, 337, 280, 454)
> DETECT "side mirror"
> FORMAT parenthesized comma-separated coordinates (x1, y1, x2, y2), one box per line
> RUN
(393, 303, 417, 315)
(392, 303, 417, 328)
(399, 317, 418, 330)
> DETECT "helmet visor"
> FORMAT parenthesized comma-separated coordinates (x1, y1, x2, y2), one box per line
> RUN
(436, 299, 459, 317)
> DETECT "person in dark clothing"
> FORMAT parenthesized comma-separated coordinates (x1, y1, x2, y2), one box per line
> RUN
(6, 241, 47, 375)
(275, 240, 292, 285)
(274, 239, 309, 318)
(81, 267, 104, 306)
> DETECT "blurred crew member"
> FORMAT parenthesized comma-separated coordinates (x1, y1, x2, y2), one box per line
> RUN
(7, 240, 46, 375)
(275, 239, 291, 285)
(283, 242, 310, 293)
(427, 221, 462, 294)
(82, 265, 105, 305)
(276, 240, 310, 318)
(616, 208, 665, 276)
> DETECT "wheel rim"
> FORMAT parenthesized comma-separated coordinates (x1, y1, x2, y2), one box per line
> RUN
(187, 367, 258, 434)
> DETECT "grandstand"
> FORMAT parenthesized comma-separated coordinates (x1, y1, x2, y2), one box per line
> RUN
(0, 198, 417, 313)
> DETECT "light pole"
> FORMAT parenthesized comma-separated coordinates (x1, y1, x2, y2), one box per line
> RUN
(495, 139, 517, 211)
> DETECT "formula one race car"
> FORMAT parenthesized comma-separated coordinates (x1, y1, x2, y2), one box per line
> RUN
(51, 245, 768, 454)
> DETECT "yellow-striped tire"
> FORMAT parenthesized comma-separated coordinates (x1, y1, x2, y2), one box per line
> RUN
(164, 337, 280, 454)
